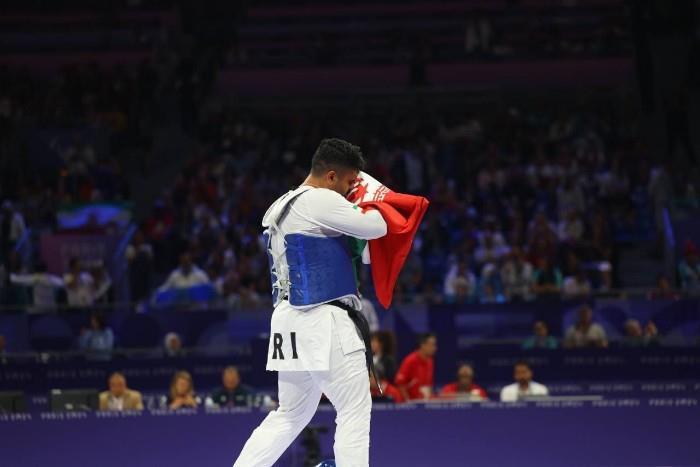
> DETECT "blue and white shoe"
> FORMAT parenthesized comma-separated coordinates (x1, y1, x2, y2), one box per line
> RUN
(315, 460, 336, 467)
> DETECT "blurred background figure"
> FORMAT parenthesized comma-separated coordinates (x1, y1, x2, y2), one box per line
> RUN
(168, 370, 198, 410)
(678, 240, 700, 296)
(158, 251, 210, 293)
(125, 228, 154, 304)
(10, 262, 63, 311)
(0, 334, 7, 364)
(439, 364, 487, 401)
(500, 361, 549, 402)
(564, 305, 608, 348)
(90, 261, 112, 305)
(621, 319, 659, 348)
(63, 257, 94, 307)
(395, 332, 437, 401)
(500, 247, 534, 302)
(371, 332, 396, 383)
(562, 269, 592, 299)
(78, 312, 114, 361)
(532, 258, 563, 300)
(209, 366, 252, 408)
(0, 200, 26, 261)
(648, 274, 680, 300)
(99, 372, 144, 411)
(522, 321, 559, 350)
(163, 332, 184, 358)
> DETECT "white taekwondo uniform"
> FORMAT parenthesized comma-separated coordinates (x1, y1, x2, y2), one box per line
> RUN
(233, 185, 387, 467)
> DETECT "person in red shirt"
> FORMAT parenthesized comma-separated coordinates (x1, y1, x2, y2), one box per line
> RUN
(370, 375, 404, 403)
(439, 363, 488, 401)
(395, 333, 437, 400)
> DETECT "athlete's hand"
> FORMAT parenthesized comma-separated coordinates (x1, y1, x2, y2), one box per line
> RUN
(347, 176, 368, 204)
(346, 171, 391, 204)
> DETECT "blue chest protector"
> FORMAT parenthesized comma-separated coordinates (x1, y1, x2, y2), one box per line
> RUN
(263, 187, 358, 308)
(284, 234, 357, 307)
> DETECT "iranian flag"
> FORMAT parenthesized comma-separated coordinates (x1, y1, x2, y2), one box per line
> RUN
(347, 172, 429, 309)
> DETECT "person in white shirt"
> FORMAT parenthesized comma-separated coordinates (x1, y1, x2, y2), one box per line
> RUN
(500, 361, 549, 402)
(63, 258, 94, 307)
(158, 252, 210, 292)
(233, 139, 387, 467)
(10, 262, 63, 310)
(562, 269, 592, 299)
(557, 209, 584, 244)
(564, 304, 608, 348)
(500, 247, 534, 301)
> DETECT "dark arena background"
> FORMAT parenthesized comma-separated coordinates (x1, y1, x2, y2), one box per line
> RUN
(1, 1, 700, 466)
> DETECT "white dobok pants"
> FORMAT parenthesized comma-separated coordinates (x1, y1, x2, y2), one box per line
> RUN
(233, 330, 371, 467)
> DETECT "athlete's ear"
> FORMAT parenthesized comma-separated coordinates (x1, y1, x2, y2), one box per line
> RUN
(326, 170, 337, 185)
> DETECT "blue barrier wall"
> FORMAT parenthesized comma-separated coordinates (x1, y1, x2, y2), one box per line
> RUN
(2, 348, 700, 395)
(1, 402, 699, 467)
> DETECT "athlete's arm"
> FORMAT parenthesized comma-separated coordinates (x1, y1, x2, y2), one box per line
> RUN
(305, 189, 387, 240)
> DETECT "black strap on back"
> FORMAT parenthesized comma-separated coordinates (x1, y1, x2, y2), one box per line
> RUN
(329, 299, 383, 395)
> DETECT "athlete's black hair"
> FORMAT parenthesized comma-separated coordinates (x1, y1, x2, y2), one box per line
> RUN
(311, 138, 365, 175)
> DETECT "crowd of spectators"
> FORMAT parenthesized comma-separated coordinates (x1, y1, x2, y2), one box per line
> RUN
(370, 332, 552, 404)
(367, 304, 662, 404)
(0, 3, 695, 311)
(4, 258, 112, 310)
(222, 1, 630, 68)
(96, 366, 258, 412)
(119, 94, 680, 308)
(5, 94, 692, 309)
(92, 350, 548, 409)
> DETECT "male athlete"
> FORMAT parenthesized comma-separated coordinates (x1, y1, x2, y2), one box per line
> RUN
(233, 139, 387, 467)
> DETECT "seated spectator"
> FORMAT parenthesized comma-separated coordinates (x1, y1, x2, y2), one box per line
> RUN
(63, 257, 94, 306)
(478, 263, 506, 303)
(522, 321, 559, 350)
(474, 234, 509, 267)
(562, 269, 592, 299)
(163, 332, 184, 358)
(439, 364, 487, 401)
(78, 312, 114, 360)
(621, 319, 659, 347)
(557, 177, 585, 215)
(168, 370, 199, 410)
(527, 211, 558, 257)
(10, 262, 63, 310)
(564, 305, 608, 348)
(443, 261, 477, 303)
(99, 372, 144, 411)
(500, 247, 534, 301)
(532, 257, 563, 299)
(209, 366, 253, 408)
(370, 374, 404, 403)
(395, 333, 437, 401)
(678, 240, 700, 296)
(648, 274, 680, 300)
(500, 361, 549, 402)
(451, 276, 476, 304)
(476, 216, 507, 250)
(371, 332, 397, 382)
(158, 252, 211, 292)
(557, 209, 584, 245)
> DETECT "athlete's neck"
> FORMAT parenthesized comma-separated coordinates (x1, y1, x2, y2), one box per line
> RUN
(302, 174, 326, 189)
